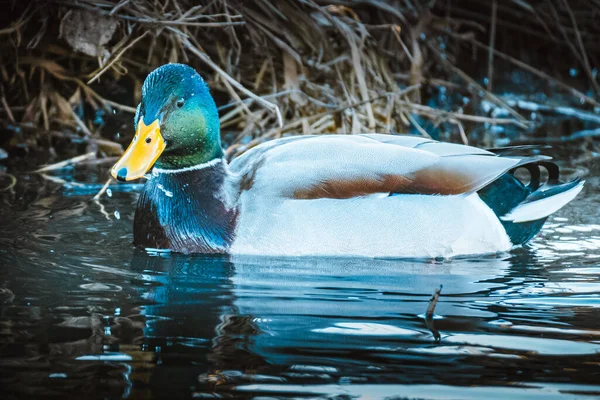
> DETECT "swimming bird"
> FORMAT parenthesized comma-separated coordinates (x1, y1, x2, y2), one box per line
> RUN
(111, 63, 584, 258)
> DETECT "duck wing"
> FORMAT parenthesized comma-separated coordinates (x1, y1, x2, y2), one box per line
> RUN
(229, 134, 528, 199)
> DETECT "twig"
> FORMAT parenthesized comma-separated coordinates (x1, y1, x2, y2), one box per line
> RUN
(88, 31, 150, 84)
(109, 0, 131, 15)
(514, 128, 600, 144)
(78, 81, 137, 113)
(70, 108, 93, 137)
(234, 85, 422, 153)
(448, 33, 600, 108)
(426, 285, 443, 318)
(79, 156, 119, 167)
(506, 99, 600, 124)
(89, 138, 123, 155)
(341, 21, 376, 129)
(93, 177, 114, 200)
(391, 25, 413, 63)
(19, 58, 138, 113)
(117, 18, 245, 28)
(289, 85, 423, 131)
(406, 112, 432, 138)
(560, 0, 600, 95)
(395, 98, 525, 126)
(40, 174, 68, 184)
(65, 1, 245, 27)
(428, 43, 528, 127)
(451, 118, 469, 144)
(182, 38, 283, 127)
(0, 172, 17, 192)
(0, 94, 15, 124)
(219, 74, 252, 116)
(0, 3, 33, 36)
(34, 152, 95, 173)
(487, 0, 497, 92)
(99, 98, 137, 113)
(218, 89, 337, 112)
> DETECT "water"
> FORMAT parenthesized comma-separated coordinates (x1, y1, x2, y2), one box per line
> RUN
(0, 153, 599, 399)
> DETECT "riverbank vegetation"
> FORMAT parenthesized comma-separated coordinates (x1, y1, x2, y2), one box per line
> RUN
(1, 0, 599, 165)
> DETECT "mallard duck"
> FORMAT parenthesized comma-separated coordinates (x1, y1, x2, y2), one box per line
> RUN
(111, 64, 584, 258)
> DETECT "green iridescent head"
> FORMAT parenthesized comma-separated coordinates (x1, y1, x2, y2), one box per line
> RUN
(111, 64, 222, 181)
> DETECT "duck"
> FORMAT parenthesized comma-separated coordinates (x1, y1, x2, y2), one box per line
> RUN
(111, 63, 584, 258)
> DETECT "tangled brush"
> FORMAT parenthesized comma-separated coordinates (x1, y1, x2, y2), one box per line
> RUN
(1, 0, 599, 162)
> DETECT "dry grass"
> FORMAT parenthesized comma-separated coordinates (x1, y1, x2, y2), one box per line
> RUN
(1, 0, 599, 161)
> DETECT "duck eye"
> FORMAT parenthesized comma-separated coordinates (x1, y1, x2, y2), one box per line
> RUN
(146, 137, 152, 144)
(176, 98, 185, 108)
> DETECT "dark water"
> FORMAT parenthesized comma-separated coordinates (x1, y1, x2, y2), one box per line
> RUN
(0, 153, 599, 399)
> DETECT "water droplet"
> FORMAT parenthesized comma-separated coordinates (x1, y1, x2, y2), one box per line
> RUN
(106, 188, 112, 198)
(157, 183, 173, 197)
(114, 210, 120, 220)
(569, 68, 578, 77)
(483, 77, 489, 85)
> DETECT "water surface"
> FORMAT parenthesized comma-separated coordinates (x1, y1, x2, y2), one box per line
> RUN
(0, 153, 599, 399)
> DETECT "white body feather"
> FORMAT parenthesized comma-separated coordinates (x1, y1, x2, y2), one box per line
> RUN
(230, 192, 511, 258)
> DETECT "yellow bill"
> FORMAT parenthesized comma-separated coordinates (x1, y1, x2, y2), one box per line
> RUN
(111, 119, 166, 181)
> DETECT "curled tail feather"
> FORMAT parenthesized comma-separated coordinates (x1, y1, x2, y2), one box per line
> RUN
(478, 158, 583, 245)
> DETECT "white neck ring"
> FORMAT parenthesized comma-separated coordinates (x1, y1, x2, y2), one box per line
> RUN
(152, 158, 223, 175)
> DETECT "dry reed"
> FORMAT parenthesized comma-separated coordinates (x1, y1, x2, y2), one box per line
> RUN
(1, 0, 598, 161)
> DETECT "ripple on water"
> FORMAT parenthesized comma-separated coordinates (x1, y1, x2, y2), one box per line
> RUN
(79, 283, 123, 292)
(232, 383, 600, 399)
(503, 296, 600, 308)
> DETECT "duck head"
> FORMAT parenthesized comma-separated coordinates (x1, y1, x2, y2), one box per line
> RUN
(111, 64, 222, 181)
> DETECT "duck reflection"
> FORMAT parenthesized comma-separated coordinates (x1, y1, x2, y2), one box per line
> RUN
(6, 245, 598, 399)
(126, 250, 518, 396)
(129, 250, 237, 346)
(127, 249, 271, 397)
(130, 249, 268, 366)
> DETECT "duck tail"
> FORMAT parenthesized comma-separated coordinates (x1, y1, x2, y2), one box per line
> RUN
(500, 178, 584, 223)
(478, 159, 584, 245)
